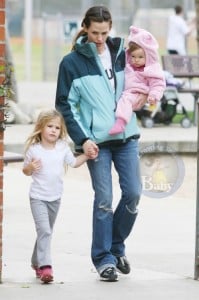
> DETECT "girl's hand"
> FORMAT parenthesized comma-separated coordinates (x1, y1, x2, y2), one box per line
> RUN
(31, 159, 42, 172)
(23, 158, 42, 176)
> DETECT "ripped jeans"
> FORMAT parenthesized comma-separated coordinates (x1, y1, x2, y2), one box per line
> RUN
(87, 139, 142, 273)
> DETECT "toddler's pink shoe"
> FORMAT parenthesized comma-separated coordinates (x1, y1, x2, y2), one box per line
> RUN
(40, 267, 53, 283)
(109, 118, 126, 135)
(32, 265, 42, 278)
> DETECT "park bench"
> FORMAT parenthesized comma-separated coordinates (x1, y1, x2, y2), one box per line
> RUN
(161, 55, 199, 126)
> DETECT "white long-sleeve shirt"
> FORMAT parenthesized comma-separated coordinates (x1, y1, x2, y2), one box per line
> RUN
(166, 15, 189, 55)
(23, 140, 76, 201)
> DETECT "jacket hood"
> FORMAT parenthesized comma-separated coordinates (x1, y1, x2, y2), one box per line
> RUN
(127, 26, 159, 67)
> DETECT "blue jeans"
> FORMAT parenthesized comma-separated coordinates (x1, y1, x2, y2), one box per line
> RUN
(87, 139, 141, 273)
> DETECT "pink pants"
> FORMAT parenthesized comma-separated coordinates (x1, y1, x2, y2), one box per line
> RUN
(115, 93, 141, 123)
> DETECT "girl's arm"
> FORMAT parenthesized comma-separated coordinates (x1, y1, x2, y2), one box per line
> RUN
(73, 153, 89, 168)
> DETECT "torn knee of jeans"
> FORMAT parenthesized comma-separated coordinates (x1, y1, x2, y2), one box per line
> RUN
(125, 204, 138, 214)
(98, 204, 113, 212)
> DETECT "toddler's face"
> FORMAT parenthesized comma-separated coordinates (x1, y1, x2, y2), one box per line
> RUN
(130, 48, 146, 68)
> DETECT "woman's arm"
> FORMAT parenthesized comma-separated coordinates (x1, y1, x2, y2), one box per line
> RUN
(55, 57, 90, 146)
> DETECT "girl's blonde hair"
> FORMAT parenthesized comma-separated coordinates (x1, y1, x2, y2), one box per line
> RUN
(24, 109, 67, 152)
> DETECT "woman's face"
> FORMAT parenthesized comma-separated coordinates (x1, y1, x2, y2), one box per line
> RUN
(84, 21, 111, 54)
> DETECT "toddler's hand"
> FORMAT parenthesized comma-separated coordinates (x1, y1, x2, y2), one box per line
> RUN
(147, 97, 157, 105)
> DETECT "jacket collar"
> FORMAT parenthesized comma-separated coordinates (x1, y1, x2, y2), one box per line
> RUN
(74, 35, 123, 58)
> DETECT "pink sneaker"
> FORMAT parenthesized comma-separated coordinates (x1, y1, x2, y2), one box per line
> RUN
(32, 265, 42, 278)
(40, 267, 53, 283)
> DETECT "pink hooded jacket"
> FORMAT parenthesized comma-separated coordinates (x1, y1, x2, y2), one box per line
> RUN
(118, 26, 166, 113)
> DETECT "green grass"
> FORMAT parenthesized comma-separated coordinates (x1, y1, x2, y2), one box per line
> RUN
(10, 38, 71, 81)
(172, 111, 194, 124)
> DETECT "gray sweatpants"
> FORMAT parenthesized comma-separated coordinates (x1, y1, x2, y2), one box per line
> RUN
(30, 198, 61, 268)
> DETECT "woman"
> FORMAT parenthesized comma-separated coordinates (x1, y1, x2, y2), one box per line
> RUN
(55, 5, 146, 282)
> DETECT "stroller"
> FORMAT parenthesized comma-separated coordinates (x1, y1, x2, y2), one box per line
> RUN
(136, 71, 192, 128)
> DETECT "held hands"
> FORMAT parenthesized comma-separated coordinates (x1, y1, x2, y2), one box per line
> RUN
(83, 139, 99, 160)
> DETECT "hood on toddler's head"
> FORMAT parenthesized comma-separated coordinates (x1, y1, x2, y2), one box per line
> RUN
(127, 26, 159, 66)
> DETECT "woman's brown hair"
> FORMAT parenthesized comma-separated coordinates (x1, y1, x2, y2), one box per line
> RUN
(72, 5, 112, 50)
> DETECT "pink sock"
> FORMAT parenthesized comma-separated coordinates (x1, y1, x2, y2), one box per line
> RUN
(109, 118, 126, 135)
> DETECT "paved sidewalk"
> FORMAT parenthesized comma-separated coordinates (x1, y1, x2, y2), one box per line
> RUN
(1, 81, 198, 299)
(1, 154, 199, 299)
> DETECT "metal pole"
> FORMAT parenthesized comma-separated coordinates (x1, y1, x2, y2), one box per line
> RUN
(24, 0, 33, 81)
(194, 98, 199, 280)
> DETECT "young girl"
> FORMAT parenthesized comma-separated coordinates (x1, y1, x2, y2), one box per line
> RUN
(109, 26, 166, 135)
(23, 109, 88, 283)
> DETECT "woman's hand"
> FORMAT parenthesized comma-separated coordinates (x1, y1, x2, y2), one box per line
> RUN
(83, 139, 99, 159)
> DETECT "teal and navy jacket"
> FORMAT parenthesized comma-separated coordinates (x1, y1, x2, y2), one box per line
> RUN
(55, 35, 140, 149)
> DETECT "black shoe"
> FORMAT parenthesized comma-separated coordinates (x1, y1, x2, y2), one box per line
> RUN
(100, 267, 118, 282)
(116, 256, 131, 274)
